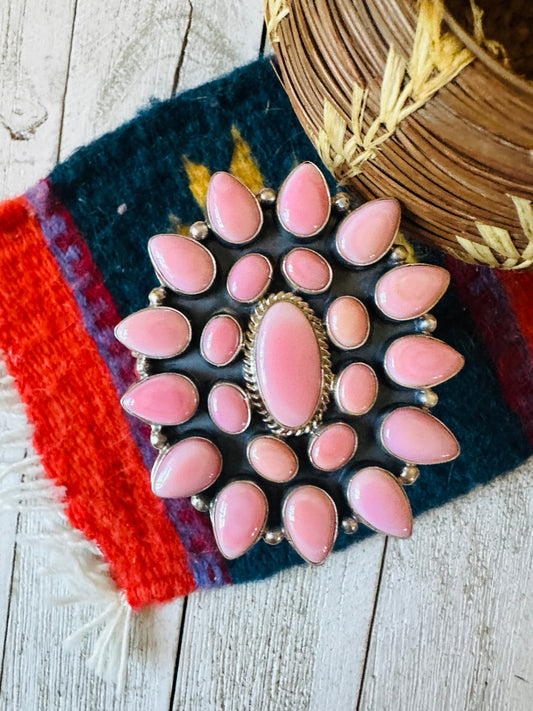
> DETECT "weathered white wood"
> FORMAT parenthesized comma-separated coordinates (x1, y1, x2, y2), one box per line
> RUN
(172, 536, 385, 711)
(358, 462, 533, 711)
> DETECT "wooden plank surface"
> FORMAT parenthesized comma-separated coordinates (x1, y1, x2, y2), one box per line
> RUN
(1, 0, 532, 709)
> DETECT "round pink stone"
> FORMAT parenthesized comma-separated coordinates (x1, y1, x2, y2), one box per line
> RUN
(256, 301, 322, 429)
(115, 307, 191, 359)
(208, 383, 250, 434)
(212, 481, 268, 558)
(149, 234, 216, 295)
(348, 467, 413, 538)
(385, 335, 464, 388)
(201, 315, 242, 367)
(227, 253, 272, 303)
(309, 422, 357, 471)
(152, 437, 222, 498)
(326, 296, 369, 349)
(206, 172, 263, 244)
(282, 248, 332, 293)
(277, 162, 331, 237)
(336, 198, 400, 265)
(283, 486, 337, 565)
(375, 264, 450, 320)
(381, 407, 460, 464)
(247, 436, 298, 483)
(121, 373, 198, 425)
(335, 362, 378, 415)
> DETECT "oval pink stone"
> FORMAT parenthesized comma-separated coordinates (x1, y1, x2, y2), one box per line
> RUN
(227, 253, 272, 303)
(152, 437, 222, 498)
(208, 383, 250, 434)
(326, 296, 369, 349)
(283, 486, 337, 565)
(256, 301, 322, 429)
(247, 436, 298, 483)
(381, 407, 460, 464)
(149, 234, 216, 295)
(121, 373, 198, 425)
(336, 198, 400, 265)
(282, 248, 332, 293)
(335, 363, 378, 415)
(375, 264, 450, 320)
(309, 422, 357, 471)
(385, 335, 464, 388)
(212, 481, 268, 559)
(277, 163, 331, 237)
(206, 172, 263, 244)
(115, 307, 191, 359)
(348, 467, 413, 538)
(201, 315, 242, 367)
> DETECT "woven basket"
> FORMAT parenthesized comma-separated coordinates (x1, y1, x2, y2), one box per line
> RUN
(266, 0, 533, 269)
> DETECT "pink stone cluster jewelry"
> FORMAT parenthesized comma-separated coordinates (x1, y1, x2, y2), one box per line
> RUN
(116, 162, 464, 565)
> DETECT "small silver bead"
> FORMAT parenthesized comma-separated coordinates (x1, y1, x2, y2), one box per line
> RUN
(416, 389, 439, 408)
(332, 192, 351, 212)
(136, 355, 150, 378)
(416, 313, 437, 333)
(264, 529, 284, 545)
(191, 494, 210, 513)
(257, 187, 277, 207)
(189, 221, 209, 241)
(389, 245, 408, 264)
(149, 286, 167, 306)
(150, 427, 167, 449)
(341, 517, 359, 534)
(399, 464, 420, 485)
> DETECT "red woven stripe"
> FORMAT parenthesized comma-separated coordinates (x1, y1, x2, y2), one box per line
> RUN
(0, 197, 196, 608)
(498, 270, 533, 349)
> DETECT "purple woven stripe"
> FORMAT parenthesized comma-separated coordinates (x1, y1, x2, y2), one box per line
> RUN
(25, 179, 230, 589)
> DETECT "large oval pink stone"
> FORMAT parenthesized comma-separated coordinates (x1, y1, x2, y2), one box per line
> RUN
(277, 163, 331, 237)
(208, 383, 251, 434)
(381, 407, 460, 464)
(247, 436, 299, 483)
(227, 253, 272, 303)
(336, 198, 400, 265)
(375, 264, 450, 320)
(212, 481, 268, 558)
(348, 467, 413, 538)
(121, 372, 198, 425)
(335, 363, 378, 415)
(152, 437, 222, 498)
(326, 296, 370, 349)
(115, 307, 191, 359)
(201, 315, 242, 366)
(149, 234, 216, 295)
(206, 172, 263, 244)
(256, 301, 322, 429)
(283, 486, 337, 565)
(385, 335, 464, 388)
(282, 248, 332, 293)
(309, 422, 357, 471)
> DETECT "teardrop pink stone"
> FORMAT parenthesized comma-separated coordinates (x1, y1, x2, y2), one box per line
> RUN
(381, 407, 460, 464)
(115, 307, 191, 358)
(336, 198, 400, 265)
(385, 335, 464, 388)
(375, 264, 450, 320)
(335, 363, 378, 415)
(309, 422, 357, 471)
(326, 296, 369, 349)
(227, 253, 272, 302)
(256, 301, 322, 429)
(212, 481, 268, 558)
(278, 163, 331, 237)
(121, 373, 198, 425)
(152, 437, 222, 498)
(208, 383, 250, 434)
(283, 486, 337, 565)
(283, 248, 332, 293)
(207, 172, 263, 244)
(348, 467, 412, 538)
(248, 436, 299, 482)
(149, 234, 216, 295)
(201, 315, 242, 366)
